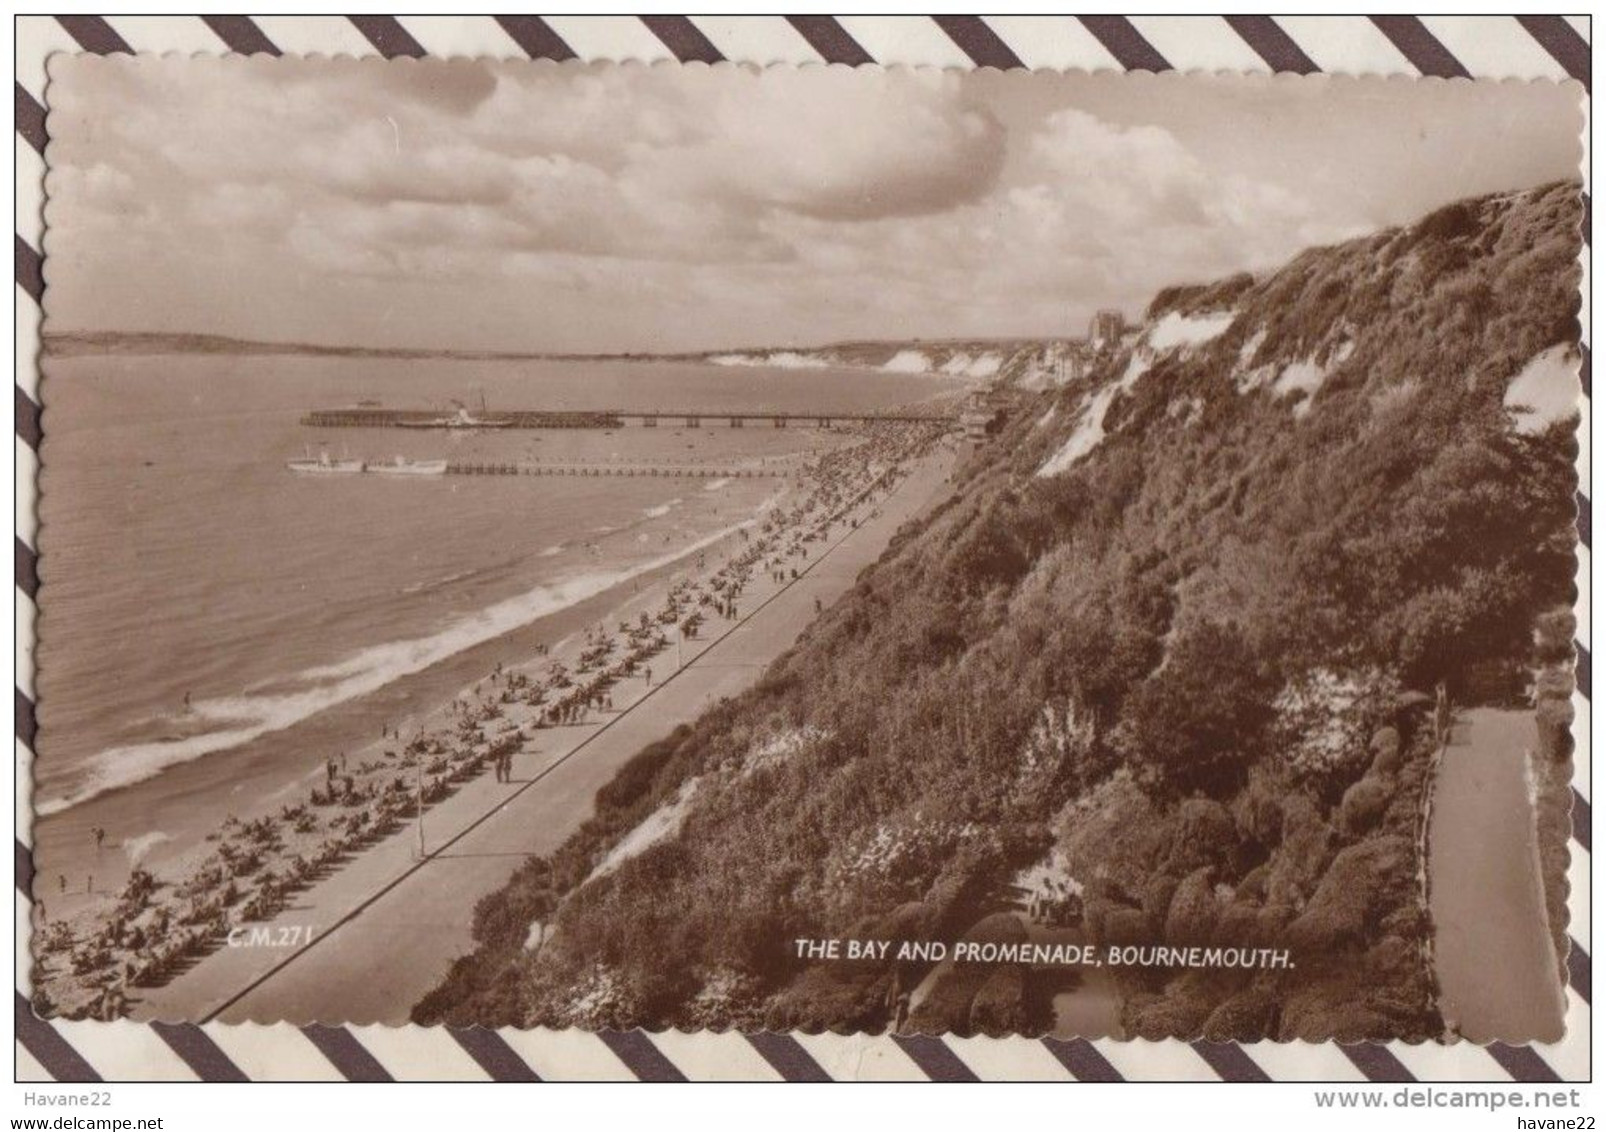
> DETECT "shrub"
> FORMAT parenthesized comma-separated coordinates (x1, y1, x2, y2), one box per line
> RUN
(1338, 774, 1394, 836)
(1141, 873, 1181, 934)
(1164, 798, 1239, 874)
(1122, 621, 1276, 799)
(1163, 867, 1221, 947)
(1368, 727, 1402, 777)
(968, 968, 1029, 1035)
(1285, 836, 1412, 950)
(1127, 992, 1214, 1041)
(766, 968, 889, 1034)
(1273, 668, 1401, 789)
(1202, 986, 1277, 1041)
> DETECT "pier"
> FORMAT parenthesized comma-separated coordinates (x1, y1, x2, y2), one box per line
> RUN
(446, 461, 784, 479)
(301, 407, 950, 430)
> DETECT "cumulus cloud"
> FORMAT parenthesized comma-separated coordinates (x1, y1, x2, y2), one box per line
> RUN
(42, 56, 1581, 352)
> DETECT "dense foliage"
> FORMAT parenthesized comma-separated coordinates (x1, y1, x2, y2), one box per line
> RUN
(416, 183, 1581, 1041)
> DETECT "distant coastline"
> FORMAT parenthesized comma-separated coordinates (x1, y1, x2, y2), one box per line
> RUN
(41, 328, 1049, 377)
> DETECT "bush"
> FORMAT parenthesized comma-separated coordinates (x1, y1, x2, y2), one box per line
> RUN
(1163, 866, 1220, 947)
(1263, 794, 1335, 907)
(1285, 836, 1411, 950)
(1123, 621, 1275, 799)
(968, 968, 1029, 1035)
(1338, 774, 1394, 836)
(1369, 727, 1403, 777)
(1141, 873, 1181, 934)
(765, 968, 889, 1034)
(1165, 798, 1239, 874)
(1202, 986, 1277, 1041)
(1216, 896, 1269, 947)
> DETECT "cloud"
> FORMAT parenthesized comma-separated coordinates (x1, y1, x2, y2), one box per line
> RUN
(688, 69, 1007, 222)
(41, 56, 1580, 352)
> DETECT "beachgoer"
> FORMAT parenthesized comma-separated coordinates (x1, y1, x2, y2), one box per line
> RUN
(92, 826, 105, 852)
(57, 874, 64, 895)
(814, 597, 823, 614)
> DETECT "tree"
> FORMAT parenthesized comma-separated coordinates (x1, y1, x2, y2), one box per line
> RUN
(1122, 621, 1275, 799)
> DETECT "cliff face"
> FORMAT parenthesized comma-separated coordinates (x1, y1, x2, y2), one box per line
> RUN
(417, 182, 1582, 1041)
(704, 339, 1033, 380)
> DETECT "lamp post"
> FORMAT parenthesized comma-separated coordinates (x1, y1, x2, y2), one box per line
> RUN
(415, 754, 425, 861)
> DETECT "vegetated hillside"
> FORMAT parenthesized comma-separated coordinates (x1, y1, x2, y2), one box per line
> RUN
(415, 182, 1582, 1041)
(42, 330, 495, 360)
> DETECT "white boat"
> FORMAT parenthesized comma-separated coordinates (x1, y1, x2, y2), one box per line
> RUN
(287, 447, 365, 475)
(367, 456, 448, 477)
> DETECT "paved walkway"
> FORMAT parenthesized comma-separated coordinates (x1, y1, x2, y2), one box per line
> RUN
(1430, 708, 1566, 1042)
(130, 446, 958, 1024)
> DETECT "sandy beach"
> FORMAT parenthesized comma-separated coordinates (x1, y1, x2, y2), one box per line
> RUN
(34, 420, 956, 1019)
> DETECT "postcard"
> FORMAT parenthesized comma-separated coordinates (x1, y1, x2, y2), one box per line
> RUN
(30, 55, 1583, 1045)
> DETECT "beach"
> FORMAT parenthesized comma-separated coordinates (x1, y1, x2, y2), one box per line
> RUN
(33, 398, 961, 1020)
(34, 352, 964, 858)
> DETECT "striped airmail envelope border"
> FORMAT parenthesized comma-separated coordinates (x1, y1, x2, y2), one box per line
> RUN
(11, 13, 1593, 1082)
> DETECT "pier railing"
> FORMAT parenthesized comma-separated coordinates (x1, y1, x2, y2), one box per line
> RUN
(301, 408, 951, 430)
(446, 461, 783, 479)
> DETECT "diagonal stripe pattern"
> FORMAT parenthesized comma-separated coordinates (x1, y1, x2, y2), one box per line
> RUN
(11, 13, 1591, 1083)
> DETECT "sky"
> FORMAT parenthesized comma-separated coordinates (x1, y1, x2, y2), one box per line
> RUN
(44, 57, 1583, 354)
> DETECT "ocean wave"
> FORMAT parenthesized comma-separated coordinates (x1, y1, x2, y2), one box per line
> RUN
(398, 566, 480, 596)
(37, 519, 758, 816)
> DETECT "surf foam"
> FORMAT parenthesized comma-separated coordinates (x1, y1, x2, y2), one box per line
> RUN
(38, 519, 760, 816)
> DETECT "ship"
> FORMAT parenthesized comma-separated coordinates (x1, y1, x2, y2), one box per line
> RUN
(287, 447, 365, 475)
(367, 455, 448, 476)
(397, 393, 512, 431)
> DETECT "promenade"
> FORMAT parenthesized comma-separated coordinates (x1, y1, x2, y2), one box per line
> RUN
(129, 445, 958, 1024)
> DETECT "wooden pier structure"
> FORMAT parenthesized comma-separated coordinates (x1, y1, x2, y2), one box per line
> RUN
(301, 407, 949, 431)
(447, 461, 784, 479)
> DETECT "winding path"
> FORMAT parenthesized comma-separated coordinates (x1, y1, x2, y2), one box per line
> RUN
(1429, 708, 1566, 1042)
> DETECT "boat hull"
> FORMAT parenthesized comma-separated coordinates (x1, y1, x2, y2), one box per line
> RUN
(286, 461, 365, 474)
(368, 460, 448, 476)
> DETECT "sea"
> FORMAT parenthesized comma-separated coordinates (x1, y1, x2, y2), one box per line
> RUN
(33, 353, 960, 844)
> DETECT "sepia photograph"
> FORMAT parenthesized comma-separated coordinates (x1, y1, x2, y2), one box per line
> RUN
(30, 55, 1582, 1046)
